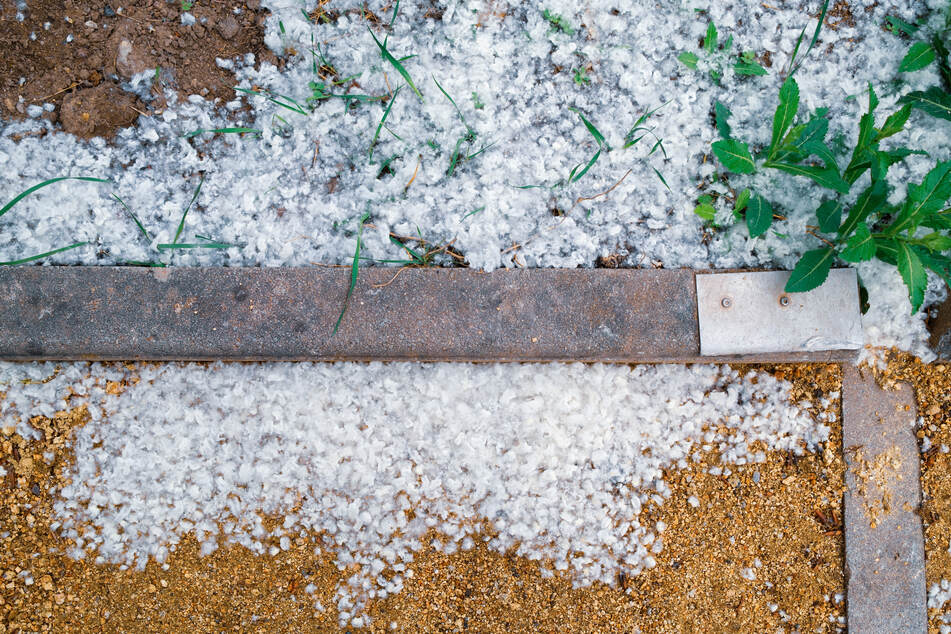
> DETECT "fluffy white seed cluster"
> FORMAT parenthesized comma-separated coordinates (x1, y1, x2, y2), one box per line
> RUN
(2, 360, 826, 623)
(930, 579, 951, 634)
(0, 0, 947, 358)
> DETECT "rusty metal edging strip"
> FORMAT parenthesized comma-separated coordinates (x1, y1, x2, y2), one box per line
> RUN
(0, 266, 857, 362)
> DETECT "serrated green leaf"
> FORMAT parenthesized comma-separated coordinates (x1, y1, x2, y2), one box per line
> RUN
(917, 232, 951, 252)
(770, 77, 799, 156)
(794, 114, 829, 148)
(899, 41, 936, 72)
(890, 162, 951, 236)
(850, 147, 925, 184)
(868, 83, 879, 113)
(694, 201, 716, 221)
(785, 247, 835, 293)
(678, 51, 699, 69)
(915, 246, 951, 287)
(746, 194, 773, 238)
(857, 112, 877, 151)
(877, 104, 912, 140)
(800, 140, 839, 170)
(839, 179, 887, 239)
(922, 208, 951, 230)
(816, 199, 843, 233)
(714, 101, 732, 139)
(781, 123, 807, 149)
(875, 236, 899, 265)
(764, 161, 850, 193)
(712, 139, 756, 174)
(896, 240, 927, 312)
(704, 22, 718, 54)
(733, 60, 768, 76)
(908, 160, 951, 217)
(839, 223, 876, 262)
(934, 35, 951, 89)
(884, 15, 919, 37)
(733, 188, 751, 213)
(899, 87, 951, 121)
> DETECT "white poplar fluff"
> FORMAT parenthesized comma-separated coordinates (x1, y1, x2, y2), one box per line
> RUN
(2, 360, 828, 623)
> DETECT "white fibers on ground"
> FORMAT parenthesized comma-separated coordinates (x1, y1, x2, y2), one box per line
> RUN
(0, 0, 948, 357)
(929, 580, 951, 633)
(1, 360, 828, 623)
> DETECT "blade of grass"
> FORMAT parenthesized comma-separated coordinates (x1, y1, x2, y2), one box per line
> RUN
(1, 176, 110, 219)
(466, 141, 496, 160)
(570, 148, 602, 183)
(462, 205, 485, 220)
(368, 27, 422, 100)
(383, 0, 400, 47)
(432, 75, 471, 132)
(370, 86, 401, 161)
(333, 212, 370, 335)
(173, 174, 205, 244)
(377, 154, 400, 177)
(111, 193, 151, 241)
(789, 0, 829, 77)
(183, 127, 262, 139)
(0, 241, 88, 266)
(652, 167, 671, 191)
(389, 234, 424, 264)
(446, 138, 466, 177)
(569, 107, 607, 147)
(235, 87, 309, 115)
(157, 242, 231, 250)
(121, 260, 168, 267)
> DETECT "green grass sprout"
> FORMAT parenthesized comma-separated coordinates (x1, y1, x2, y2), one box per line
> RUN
(173, 174, 206, 244)
(111, 194, 151, 241)
(183, 127, 262, 139)
(333, 211, 370, 335)
(370, 87, 402, 161)
(786, 0, 830, 77)
(0, 242, 89, 266)
(235, 87, 309, 115)
(369, 27, 422, 100)
(1, 176, 110, 219)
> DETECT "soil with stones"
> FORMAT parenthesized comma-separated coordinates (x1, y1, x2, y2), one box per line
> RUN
(0, 0, 279, 139)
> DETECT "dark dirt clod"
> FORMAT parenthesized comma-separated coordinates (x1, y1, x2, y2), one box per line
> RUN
(0, 0, 279, 139)
(216, 16, 240, 41)
(60, 82, 144, 139)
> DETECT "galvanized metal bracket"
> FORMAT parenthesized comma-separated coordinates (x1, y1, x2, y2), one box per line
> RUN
(696, 269, 863, 356)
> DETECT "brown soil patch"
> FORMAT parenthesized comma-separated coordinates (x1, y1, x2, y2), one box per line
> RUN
(1, 363, 845, 633)
(0, 0, 278, 138)
(874, 352, 951, 633)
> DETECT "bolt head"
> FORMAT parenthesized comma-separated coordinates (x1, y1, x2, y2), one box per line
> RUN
(721, 297, 732, 308)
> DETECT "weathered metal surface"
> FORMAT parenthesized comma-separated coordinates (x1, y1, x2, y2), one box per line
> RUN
(0, 267, 860, 362)
(842, 364, 927, 634)
(697, 269, 863, 356)
(930, 298, 951, 362)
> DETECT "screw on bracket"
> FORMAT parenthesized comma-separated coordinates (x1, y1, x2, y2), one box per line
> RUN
(779, 295, 790, 307)
(721, 297, 732, 309)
